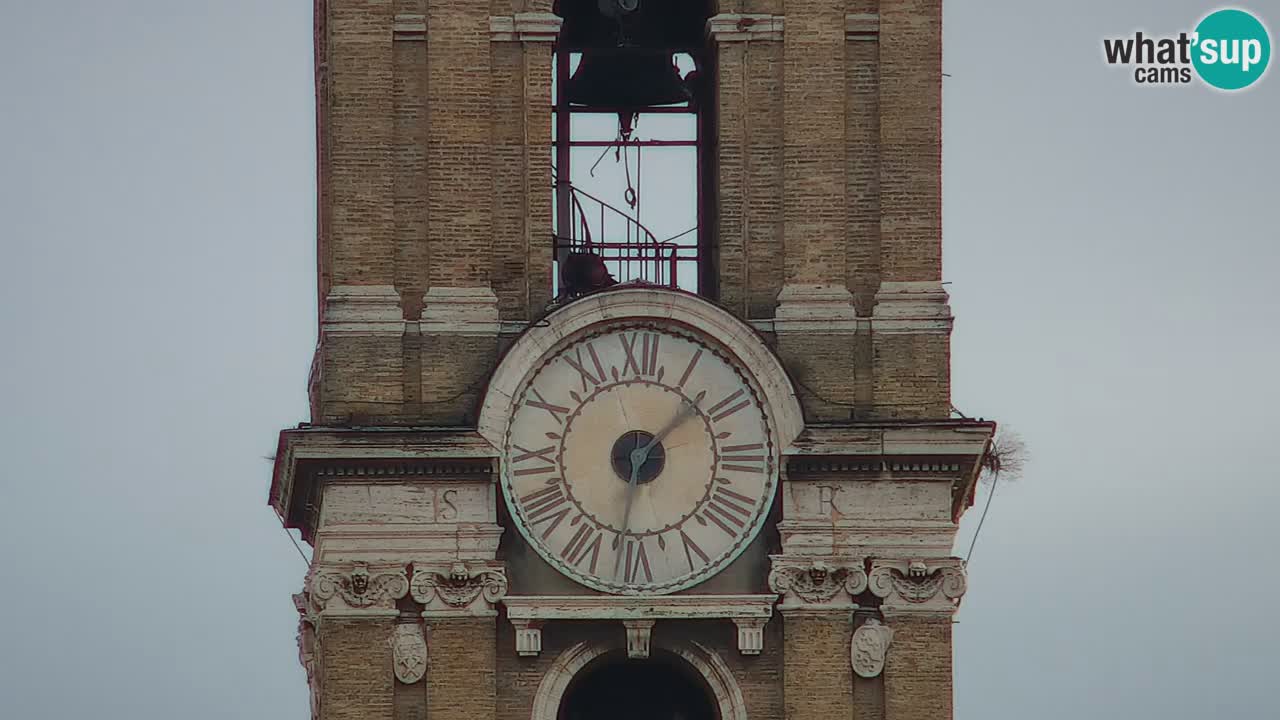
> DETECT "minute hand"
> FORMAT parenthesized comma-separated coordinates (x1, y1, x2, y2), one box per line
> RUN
(644, 392, 704, 452)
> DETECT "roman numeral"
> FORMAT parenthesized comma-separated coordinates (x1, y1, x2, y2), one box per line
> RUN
(703, 486, 755, 535)
(720, 442, 766, 473)
(564, 343, 606, 392)
(511, 444, 557, 476)
(562, 523, 603, 574)
(679, 530, 710, 571)
(677, 348, 703, 389)
(623, 538, 653, 584)
(707, 389, 751, 422)
(619, 332, 661, 377)
(521, 485, 571, 539)
(526, 387, 570, 424)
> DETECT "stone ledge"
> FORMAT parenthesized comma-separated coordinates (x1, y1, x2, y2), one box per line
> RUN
(707, 13, 784, 42)
(394, 14, 426, 41)
(872, 281, 953, 335)
(323, 285, 405, 337)
(420, 286, 501, 336)
(846, 13, 880, 40)
(773, 284, 860, 334)
(491, 13, 563, 42)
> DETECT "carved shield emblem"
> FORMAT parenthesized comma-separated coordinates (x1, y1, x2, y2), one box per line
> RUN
(391, 624, 428, 685)
(851, 619, 893, 679)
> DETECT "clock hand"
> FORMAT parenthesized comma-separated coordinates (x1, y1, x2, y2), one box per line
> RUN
(613, 438, 646, 579)
(644, 392, 703, 451)
(613, 396, 702, 581)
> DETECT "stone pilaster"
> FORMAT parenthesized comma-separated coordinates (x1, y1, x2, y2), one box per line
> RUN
(489, 13, 560, 319)
(708, 13, 785, 318)
(318, 286, 406, 423)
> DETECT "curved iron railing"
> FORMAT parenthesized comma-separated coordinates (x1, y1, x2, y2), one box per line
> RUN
(553, 175, 692, 289)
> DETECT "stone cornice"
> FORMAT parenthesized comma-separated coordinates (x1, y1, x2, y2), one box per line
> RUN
(270, 427, 500, 540)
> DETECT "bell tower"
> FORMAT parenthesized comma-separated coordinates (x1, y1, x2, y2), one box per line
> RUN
(271, 2, 995, 720)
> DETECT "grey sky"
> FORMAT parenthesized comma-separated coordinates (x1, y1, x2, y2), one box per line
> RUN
(2, 1, 1277, 719)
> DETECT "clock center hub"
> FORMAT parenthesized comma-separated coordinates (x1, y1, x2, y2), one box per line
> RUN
(610, 430, 666, 485)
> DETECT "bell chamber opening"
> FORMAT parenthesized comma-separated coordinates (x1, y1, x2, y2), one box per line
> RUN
(552, 0, 716, 301)
(558, 650, 719, 720)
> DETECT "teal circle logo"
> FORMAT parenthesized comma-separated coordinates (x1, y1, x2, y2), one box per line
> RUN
(1192, 8, 1271, 90)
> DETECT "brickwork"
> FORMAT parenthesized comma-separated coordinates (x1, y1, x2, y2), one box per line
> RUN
(783, 1, 847, 286)
(426, 1, 492, 287)
(879, 0, 942, 283)
(320, 618, 396, 720)
(320, 336, 405, 423)
(328, 1, 396, 286)
(872, 333, 950, 418)
(883, 616, 953, 720)
(846, 28, 881, 314)
(782, 614, 855, 720)
(427, 618, 498, 720)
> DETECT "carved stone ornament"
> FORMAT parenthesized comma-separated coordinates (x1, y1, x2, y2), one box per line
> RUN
(293, 593, 321, 720)
(868, 559, 967, 614)
(769, 557, 868, 609)
(391, 623, 429, 685)
(411, 562, 508, 615)
(308, 562, 410, 613)
(851, 618, 894, 678)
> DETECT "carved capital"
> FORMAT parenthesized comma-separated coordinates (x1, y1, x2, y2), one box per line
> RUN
(851, 618, 893, 678)
(868, 558, 966, 616)
(411, 562, 508, 617)
(769, 557, 868, 612)
(307, 562, 409, 616)
(391, 623, 429, 685)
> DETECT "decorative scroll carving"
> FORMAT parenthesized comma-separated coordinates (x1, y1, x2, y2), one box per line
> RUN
(868, 559, 967, 615)
(411, 562, 508, 616)
(769, 557, 868, 610)
(308, 563, 409, 613)
(391, 623, 428, 685)
(851, 619, 894, 678)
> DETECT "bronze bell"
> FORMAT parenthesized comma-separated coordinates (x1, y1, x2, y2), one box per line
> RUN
(566, 50, 691, 110)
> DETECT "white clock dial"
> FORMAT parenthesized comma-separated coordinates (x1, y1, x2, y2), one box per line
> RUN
(502, 321, 776, 595)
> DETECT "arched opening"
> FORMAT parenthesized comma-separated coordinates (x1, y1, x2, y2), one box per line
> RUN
(559, 650, 719, 720)
(551, 0, 717, 298)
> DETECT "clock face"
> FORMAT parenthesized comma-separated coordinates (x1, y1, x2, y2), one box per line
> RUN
(501, 321, 777, 595)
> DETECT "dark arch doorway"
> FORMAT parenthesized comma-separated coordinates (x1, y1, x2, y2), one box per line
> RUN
(559, 651, 719, 720)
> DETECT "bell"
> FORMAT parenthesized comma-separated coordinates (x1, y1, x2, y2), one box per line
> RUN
(566, 51, 691, 110)
(560, 250, 618, 298)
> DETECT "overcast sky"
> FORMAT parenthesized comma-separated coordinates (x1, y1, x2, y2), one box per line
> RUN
(2, 1, 1278, 718)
